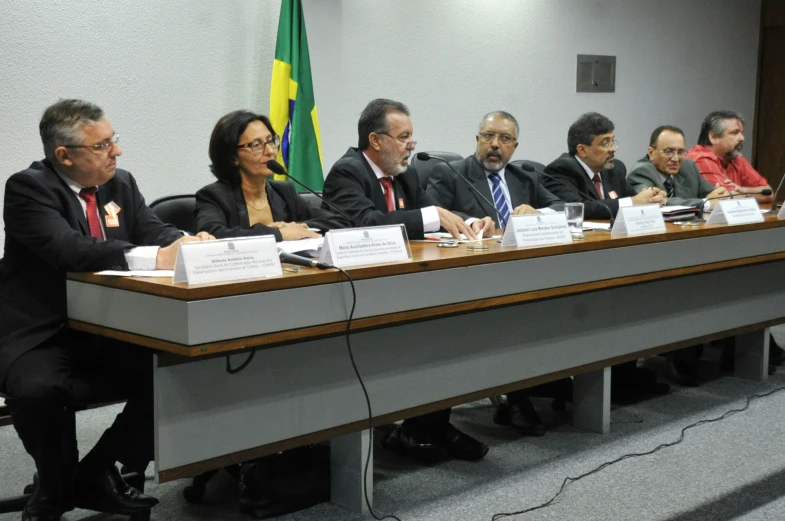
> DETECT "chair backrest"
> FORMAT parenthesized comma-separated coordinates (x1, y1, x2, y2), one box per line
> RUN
(410, 151, 463, 190)
(299, 191, 323, 209)
(509, 159, 546, 174)
(149, 194, 197, 235)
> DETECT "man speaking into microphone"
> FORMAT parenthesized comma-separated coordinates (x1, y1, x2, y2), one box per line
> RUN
(321, 98, 493, 241)
(426, 110, 564, 230)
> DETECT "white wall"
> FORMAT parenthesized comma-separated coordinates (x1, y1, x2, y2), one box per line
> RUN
(0, 0, 761, 252)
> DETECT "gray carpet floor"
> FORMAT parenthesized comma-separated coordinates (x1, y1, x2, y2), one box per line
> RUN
(3, 330, 785, 521)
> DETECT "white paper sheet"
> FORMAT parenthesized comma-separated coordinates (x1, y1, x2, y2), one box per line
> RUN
(277, 237, 325, 257)
(95, 270, 175, 277)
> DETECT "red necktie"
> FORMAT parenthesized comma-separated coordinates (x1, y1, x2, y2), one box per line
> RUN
(380, 177, 395, 212)
(79, 187, 104, 239)
(592, 173, 604, 199)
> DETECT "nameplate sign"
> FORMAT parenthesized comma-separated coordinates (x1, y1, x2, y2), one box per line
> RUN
(779, 204, 785, 219)
(707, 198, 763, 226)
(500, 213, 572, 248)
(611, 204, 666, 236)
(173, 236, 282, 285)
(319, 225, 411, 268)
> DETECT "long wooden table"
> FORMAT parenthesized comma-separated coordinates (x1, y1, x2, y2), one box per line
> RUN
(67, 217, 785, 511)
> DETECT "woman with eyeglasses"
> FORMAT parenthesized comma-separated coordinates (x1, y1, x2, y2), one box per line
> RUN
(196, 110, 349, 241)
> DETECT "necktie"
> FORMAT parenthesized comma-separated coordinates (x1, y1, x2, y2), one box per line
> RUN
(663, 176, 675, 198)
(489, 173, 510, 228)
(380, 176, 395, 212)
(79, 187, 104, 239)
(592, 173, 604, 199)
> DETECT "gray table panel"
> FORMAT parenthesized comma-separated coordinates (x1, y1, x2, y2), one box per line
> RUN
(154, 260, 785, 472)
(69, 227, 785, 345)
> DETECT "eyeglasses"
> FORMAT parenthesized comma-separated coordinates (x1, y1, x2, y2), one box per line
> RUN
(63, 133, 120, 152)
(478, 131, 516, 145)
(595, 139, 618, 150)
(379, 132, 417, 148)
(237, 135, 281, 154)
(655, 148, 687, 158)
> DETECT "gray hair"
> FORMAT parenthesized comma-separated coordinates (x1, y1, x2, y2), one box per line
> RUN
(697, 110, 745, 146)
(358, 98, 410, 150)
(479, 111, 519, 138)
(39, 99, 105, 160)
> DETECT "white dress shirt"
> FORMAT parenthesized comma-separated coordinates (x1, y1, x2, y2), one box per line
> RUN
(56, 171, 159, 270)
(362, 152, 441, 231)
(574, 156, 632, 208)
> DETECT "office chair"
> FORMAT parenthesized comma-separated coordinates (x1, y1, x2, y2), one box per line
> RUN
(298, 191, 323, 209)
(149, 194, 197, 235)
(409, 151, 463, 190)
(509, 159, 546, 173)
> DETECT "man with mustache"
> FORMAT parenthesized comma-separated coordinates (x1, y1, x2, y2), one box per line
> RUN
(628, 125, 731, 386)
(686, 110, 773, 204)
(543, 112, 666, 220)
(322, 98, 491, 462)
(427, 111, 564, 230)
(322, 98, 493, 240)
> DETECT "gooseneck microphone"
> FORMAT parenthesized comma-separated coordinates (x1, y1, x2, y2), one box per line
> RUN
(415, 152, 504, 226)
(265, 159, 364, 228)
(696, 188, 773, 220)
(766, 175, 785, 215)
(525, 164, 617, 228)
(278, 249, 331, 270)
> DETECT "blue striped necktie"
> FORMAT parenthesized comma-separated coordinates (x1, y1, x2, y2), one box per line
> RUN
(489, 173, 510, 227)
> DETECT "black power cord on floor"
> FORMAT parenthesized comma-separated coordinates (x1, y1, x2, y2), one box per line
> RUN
(332, 266, 402, 521)
(491, 385, 785, 520)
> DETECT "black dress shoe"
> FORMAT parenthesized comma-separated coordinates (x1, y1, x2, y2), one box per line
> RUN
(22, 501, 61, 521)
(494, 400, 546, 437)
(73, 465, 158, 515)
(429, 423, 489, 461)
(382, 424, 449, 462)
(663, 358, 699, 387)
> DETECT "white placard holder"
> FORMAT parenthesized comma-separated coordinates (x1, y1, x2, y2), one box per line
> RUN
(707, 199, 763, 226)
(319, 224, 411, 268)
(611, 204, 667, 236)
(778, 204, 785, 219)
(173, 236, 282, 285)
(500, 213, 572, 248)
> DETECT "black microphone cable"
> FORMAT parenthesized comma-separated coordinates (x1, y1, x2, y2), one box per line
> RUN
(490, 384, 785, 520)
(331, 265, 402, 521)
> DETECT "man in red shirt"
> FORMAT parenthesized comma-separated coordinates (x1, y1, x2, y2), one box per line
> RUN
(686, 110, 773, 204)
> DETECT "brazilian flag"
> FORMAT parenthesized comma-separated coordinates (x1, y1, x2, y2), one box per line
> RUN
(270, 0, 323, 191)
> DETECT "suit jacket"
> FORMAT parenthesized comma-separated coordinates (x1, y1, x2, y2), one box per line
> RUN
(543, 153, 634, 219)
(195, 179, 350, 241)
(322, 148, 447, 239)
(0, 160, 182, 387)
(426, 155, 564, 226)
(627, 156, 714, 208)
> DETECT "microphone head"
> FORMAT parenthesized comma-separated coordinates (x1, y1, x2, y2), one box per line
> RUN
(415, 152, 431, 161)
(265, 159, 287, 176)
(761, 188, 773, 196)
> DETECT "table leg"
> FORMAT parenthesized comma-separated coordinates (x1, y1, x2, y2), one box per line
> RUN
(573, 367, 611, 433)
(330, 429, 372, 512)
(734, 328, 770, 382)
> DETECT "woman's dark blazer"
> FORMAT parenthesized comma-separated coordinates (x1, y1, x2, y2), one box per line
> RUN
(195, 179, 351, 241)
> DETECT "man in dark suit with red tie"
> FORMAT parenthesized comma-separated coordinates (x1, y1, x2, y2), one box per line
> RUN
(543, 112, 665, 220)
(322, 99, 492, 462)
(0, 99, 212, 521)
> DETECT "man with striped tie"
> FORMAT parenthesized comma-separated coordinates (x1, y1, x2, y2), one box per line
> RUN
(627, 125, 728, 211)
(427, 111, 564, 229)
